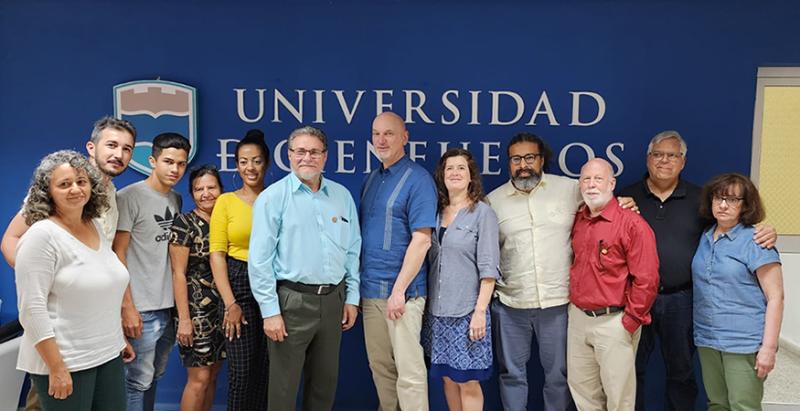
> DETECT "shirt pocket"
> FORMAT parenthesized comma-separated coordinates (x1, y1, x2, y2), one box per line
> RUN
(451, 224, 479, 246)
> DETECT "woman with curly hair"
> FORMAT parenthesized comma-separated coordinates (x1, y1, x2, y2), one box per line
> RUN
(15, 150, 134, 410)
(423, 148, 501, 411)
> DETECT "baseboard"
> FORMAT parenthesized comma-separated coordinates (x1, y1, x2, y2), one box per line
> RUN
(780, 336, 800, 356)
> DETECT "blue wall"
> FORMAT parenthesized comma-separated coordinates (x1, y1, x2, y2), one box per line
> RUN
(2, 1, 799, 409)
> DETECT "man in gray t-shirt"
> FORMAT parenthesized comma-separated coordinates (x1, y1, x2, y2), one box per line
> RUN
(114, 132, 189, 411)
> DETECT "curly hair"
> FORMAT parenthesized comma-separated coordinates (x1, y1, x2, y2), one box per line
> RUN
(23, 150, 109, 225)
(434, 148, 486, 212)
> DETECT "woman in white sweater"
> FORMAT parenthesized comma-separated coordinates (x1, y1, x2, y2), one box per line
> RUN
(15, 150, 134, 410)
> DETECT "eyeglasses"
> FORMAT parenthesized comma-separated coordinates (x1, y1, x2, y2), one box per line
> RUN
(712, 195, 743, 207)
(509, 153, 543, 165)
(289, 148, 326, 159)
(648, 151, 683, 161)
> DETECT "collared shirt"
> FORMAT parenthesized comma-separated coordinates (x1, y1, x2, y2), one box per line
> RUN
(248, 173, 361, 318)
(99, 182, 118, 243)
(427, 201, 501, 317)
(619, 176, 710, 290)
(692, 223, 780, 353)
(486, 173, 581, 309)
(359, 155, 437, 299)
(570, 197, 660, 333)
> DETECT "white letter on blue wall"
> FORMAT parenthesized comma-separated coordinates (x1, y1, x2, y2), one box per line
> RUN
(235, 89, 265, 123)
(273, 89, 305, 123)
(558, 143, 595, 177)
(404, 90, 435, 124)
(217, 139, 239, 171)
(441, 90, 460, 125)
(570, 91, 606, 126)
(336, 140, 356, 173)
(490, 91, 525, 126)
(606, 142, 624, 176)
(333, 90, 365, 124)
(526, 91, 559, 126)
(481, 142, 501, 175)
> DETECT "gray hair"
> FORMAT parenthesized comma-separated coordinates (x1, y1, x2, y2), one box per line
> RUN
(23, 150, 109, 226)
(647, 130, 687, 156)
(90, 116, 137, 144)
(288, 126, 328, 151)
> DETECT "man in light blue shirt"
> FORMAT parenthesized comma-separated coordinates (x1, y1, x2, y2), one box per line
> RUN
(249, 126, 361, 411)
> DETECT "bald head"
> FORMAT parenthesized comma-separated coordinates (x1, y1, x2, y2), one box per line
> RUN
(579, 158, 616, 215)
(372, 111, 409, 168)
(373, 111, 406, 131)
(580, 158, 614, 179)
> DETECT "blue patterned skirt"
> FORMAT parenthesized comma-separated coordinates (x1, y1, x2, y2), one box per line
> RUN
(422, 310, 493, 383)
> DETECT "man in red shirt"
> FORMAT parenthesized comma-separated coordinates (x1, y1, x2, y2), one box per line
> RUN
(567, 158, 659, 411)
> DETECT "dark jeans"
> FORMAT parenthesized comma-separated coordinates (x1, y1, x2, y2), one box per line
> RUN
(635, 288, 698, 411)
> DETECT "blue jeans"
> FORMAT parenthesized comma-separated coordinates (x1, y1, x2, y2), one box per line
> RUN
(491, 300, 572, 411)
(125, 308, 175, 411)
(635, 289, 698, 411)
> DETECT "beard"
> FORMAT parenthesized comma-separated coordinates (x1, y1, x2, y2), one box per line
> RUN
(582, 190, 614, 211)
(294, 169, 321, 182)
(511, 167, 542, 192)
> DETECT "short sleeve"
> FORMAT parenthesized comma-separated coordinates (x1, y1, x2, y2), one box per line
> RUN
(209, 194, 230, 254)
(745, 235, 781, 273)
(407, 172, 438, 232)
(115, 189, 136, 232)
(170, 213, 194, 247)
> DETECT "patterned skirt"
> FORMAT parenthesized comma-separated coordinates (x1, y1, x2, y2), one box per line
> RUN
(422, 310, 493, 383)
(175, 263, 227, 367)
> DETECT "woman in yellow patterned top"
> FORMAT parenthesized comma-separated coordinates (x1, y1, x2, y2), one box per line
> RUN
(209, 129, 270, 410)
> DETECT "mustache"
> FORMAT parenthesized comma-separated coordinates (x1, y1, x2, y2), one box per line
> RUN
(513, 167, 540, 178)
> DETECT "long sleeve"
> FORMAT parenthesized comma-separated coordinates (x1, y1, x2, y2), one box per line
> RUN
(15, 226, 57, 345)
(248, 189, 282, 318)
(343, 193, 362, 306)
(476, 205, 501, 280)
(622, 218, 660, 333)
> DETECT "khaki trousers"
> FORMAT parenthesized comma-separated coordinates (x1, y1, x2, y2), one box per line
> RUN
(567, 304, 641, 411)
(362, 297, 429, 411)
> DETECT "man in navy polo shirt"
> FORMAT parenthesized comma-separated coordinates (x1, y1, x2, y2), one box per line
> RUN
(619, 130, 777, 411)
(359, 111, 438, 411)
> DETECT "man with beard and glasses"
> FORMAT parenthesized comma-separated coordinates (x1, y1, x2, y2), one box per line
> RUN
(486, 133, 637, 411)
(567, 158, 659, 411)
(1, 116, 136, 411)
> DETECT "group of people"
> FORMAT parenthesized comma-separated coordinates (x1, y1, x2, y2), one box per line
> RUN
(2, 111, 785, 411)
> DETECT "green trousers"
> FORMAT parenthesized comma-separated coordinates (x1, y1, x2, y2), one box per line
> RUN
(31, 356, 125, 411)
(698, 347, 763, 411)
(267, 283, 345, 411)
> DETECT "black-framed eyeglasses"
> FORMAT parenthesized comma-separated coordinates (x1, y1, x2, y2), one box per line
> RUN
(712, 195, 743, 207)
(289, 148, 326, 159)
(509, 153, 543, 165)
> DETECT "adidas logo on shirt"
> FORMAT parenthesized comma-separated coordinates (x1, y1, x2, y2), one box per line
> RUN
(153, 207, 175, 242)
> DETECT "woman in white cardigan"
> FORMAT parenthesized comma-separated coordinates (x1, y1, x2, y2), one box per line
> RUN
(15, 150, 134, 410)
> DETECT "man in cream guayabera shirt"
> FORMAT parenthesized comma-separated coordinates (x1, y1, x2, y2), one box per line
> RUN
(488, 133, 639, 411)
(487, 133, 580, 411)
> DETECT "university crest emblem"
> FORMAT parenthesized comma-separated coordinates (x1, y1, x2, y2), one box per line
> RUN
(113, 80, 197, 175)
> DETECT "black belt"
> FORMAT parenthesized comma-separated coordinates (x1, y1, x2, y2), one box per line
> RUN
(278, 280, 341, 295)
(659, 283, 691, 294)
(582, 306, 624, 317)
